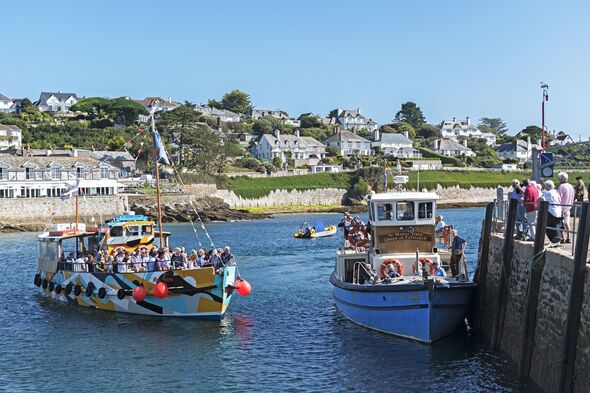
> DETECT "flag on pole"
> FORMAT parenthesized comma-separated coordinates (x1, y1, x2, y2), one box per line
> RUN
(383, 160, 387, 191)
(153, 129, 170, 165)
(61, 179, 81, 201)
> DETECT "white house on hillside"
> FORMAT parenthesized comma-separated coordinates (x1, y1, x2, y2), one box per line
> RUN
(248, 108, 289, 120)
(136, 97, 179, 121)
(325, 130, 372, 156)
(194, 104, 241, 123)
(440, 117, 496, 146)
(35, 92, 80, 112)
(0, 125, 22, 150)
(496, 137, 540, 163)
(433, 138, 476, 157)
(549, 132, 575, 146)
(251, 130, 325, 165)
(370, 130, 421, 158)
(328, 108, 378, 132)
(0, 93, 15, 114)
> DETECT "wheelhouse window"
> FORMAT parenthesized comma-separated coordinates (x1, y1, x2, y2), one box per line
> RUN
(376, 203, 394, 220)
(109, 225, 123, 237)
(141, 225, 153, 235)
(125, 225, 139, 236)
(418, 202, 433, 219)
(396, 201, 415, 221)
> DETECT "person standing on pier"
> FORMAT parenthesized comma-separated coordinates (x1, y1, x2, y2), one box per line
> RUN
(557, 172, 574, 244)
(522, 179, 539, 241)
(449, 229, 466, 277)
(575, 176, 585, 202)
(510, 179, 526, 239)
(539, 180, 562, 246)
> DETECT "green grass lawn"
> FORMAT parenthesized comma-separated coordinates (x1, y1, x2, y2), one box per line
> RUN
(229, 172, 354, 199)
(227, 169, 587, 199)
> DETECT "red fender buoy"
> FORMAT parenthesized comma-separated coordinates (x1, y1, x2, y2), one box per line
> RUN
(153, 282, 169, 298)
(132, 286, 147, 302)
(235, 279, 252, 297)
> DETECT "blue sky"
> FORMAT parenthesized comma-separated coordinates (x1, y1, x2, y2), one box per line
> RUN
(2, 0, 589, 137)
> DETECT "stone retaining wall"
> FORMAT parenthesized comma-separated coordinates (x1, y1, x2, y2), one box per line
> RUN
(480, 235, 590, 393)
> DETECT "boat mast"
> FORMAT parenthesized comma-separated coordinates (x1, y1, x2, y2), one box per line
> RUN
(75, 187, 79, 232)
(151, 114, 164, 248)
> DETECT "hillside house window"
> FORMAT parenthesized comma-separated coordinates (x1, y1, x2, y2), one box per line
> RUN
(100, 167, 109, 179)
(50, 167, 61, 180)
(0, 167, 7, 180)
(25, 167, 32, 180)
(76, 167, 85, 178)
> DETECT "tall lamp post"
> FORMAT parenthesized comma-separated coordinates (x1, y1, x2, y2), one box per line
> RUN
(541, 82, 549, 149)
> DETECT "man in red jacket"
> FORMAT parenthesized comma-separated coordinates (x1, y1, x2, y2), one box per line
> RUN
(522, 179, 540, 240)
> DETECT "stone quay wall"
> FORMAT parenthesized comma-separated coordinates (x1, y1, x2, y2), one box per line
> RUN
(479, 234, 590, 393)
(0, 195, 128, 224)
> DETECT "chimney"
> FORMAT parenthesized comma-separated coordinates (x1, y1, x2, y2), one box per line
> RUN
(403, 131, 409, 139)
(295, 129, 300, 138)
(169, 96, 172, 103)
(466, 116, 470, 125)
(374, 129, 380, 141)
(216, 116, 221, 129)
(357, 107, 361, 115)
(463, 139, 468, 147)
(274, 129, 280, 139)
(453, 117, 456, 122)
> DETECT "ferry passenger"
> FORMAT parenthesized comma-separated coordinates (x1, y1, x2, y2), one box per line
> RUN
(435, 215, 446, 237)
(197, 249, 207, 267)
(209, 248, 223, 269)
(147, 249, 157, 271)
(66, 252, 75, 271)
(75, 255, 87, 272)
(338, 212, 352, 238)
(557, 172, 574, 244)
(575, 176, 585, 202)
(87, 255, 96, 273)
(171, 248, 183, 269)
(511, 179, 526, 239)
(221, 246, 234, 265)
(157, 251, 169, 271)
(351, 216, 365, 227)
(385, 263, 400, 279)
(522, 179, 539, 241)
(539, 180, 563, 245)
(432, 261, 446, 277)
(449, 229, 467, 277)
(117, 251, 129, 273)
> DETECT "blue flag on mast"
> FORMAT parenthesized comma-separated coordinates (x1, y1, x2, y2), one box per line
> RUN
(153, 129, 170, 165)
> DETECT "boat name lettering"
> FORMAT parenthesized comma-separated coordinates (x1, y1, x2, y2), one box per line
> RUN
(380, 232, 432, 242)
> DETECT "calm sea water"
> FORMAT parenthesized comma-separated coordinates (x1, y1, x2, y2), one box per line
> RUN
(0, 208, 537, 392)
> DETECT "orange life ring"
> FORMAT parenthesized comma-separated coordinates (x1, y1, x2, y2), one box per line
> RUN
(419, 257, 435, 275)
(380, 258, 404, 277)
(348, 226, 369, 247)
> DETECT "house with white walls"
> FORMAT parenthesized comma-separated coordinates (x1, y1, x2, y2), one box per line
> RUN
(440, 117, 496, 146)
(496, 137, 540, 163)
(194, 104, 241, 123)
(35, 92, 80, 112)
(325, 130, 373, 156)
(0, 125, 22, 150)
(328, 108, 378, 132)
(370, 129, 421, 158)
(0, 93, 15, 114)
(250, 130, 326, 165)
(432, 138, 476, 157)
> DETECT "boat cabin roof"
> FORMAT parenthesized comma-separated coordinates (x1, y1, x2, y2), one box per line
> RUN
(369, 192, 439, 202)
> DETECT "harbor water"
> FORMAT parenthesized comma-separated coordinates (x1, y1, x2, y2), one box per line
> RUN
(0, 208, 537, 392)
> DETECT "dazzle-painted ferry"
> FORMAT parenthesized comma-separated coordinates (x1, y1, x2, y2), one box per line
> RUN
(330, 176, 475, 343)
(34, 114, 250, 318)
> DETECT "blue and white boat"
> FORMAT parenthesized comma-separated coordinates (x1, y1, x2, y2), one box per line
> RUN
(330, 186, 475, 343)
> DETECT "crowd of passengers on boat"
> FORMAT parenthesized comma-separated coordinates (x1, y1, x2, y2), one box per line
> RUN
(58, 245, 234, 273)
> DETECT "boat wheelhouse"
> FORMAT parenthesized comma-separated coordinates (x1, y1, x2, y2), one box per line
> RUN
(331, 190, 475, 343)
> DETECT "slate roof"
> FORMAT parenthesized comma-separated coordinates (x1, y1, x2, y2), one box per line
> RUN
(85, 150, 135, 162)
(258, 133, 324, 148)
(0, 155, 115, 169)
(325, 130, 371, 144)
(436, 138, 473, 152)
(0, 93, 11, 101)
(373, 132, 412, 144)
(37, 92, 80, 105)
(496, 139, 529, 153)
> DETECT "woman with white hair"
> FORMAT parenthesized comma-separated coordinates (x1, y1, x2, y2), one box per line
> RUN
(539, 179, 562, 245)
(557, 172, 574, 243)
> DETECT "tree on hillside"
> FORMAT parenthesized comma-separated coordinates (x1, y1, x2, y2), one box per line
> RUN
(221, 89, 252, 114)
(394, 102, 425, 128)
(157, 106, 203, 166)
(207, 99, 222, 109)
(517, 125, 543, 142)
(416, 124, 440, 139)
(299, 114, 322, 129)
(252, 118, 273, 135)
(479, 117, 508, 135)
(71, 97, 110, 118)
(109, 98, 148, 125)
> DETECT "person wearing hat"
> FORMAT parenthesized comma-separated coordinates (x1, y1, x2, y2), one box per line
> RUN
(338, 212, 353, 238)
(575, 176, 585, 202)
(431, 261, 446, 277)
